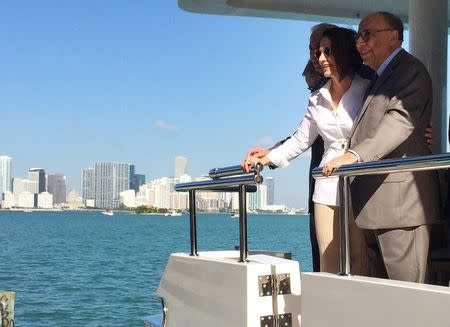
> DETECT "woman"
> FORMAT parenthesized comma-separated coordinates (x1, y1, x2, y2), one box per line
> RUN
(244, 27, 369, 274)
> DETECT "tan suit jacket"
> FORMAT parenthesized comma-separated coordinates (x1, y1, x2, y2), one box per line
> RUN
(349, 49, 440, 229)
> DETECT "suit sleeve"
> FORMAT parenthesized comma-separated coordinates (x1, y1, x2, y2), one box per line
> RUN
(350, 66, 432, 162)
(267, 100, 319, 168)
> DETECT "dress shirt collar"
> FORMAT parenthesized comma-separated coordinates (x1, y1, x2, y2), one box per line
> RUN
(377, 47, 402, 76)
(316, 74, 364, 109)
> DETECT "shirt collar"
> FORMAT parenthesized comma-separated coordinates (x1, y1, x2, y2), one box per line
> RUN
(377, 47, 402, 76)
(316, 74, 363, 108)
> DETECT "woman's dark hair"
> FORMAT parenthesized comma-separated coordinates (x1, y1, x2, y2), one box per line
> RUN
(321, 27, 362, 80)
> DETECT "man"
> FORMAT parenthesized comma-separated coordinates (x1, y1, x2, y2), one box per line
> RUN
(323, 12, 440, 283)
(243, 23, 335, 272)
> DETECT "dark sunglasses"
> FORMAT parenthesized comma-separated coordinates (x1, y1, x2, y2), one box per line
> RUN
(354, 28, 394, 42)
(314, 47, 332, 59)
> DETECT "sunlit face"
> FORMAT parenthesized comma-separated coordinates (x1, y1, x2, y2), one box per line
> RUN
(356, 14, 398, 70)
(309, 29, 324, 74)
(317, 37, 336, 79)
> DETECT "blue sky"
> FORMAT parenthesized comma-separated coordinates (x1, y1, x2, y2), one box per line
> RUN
(0, 1, 442, 208)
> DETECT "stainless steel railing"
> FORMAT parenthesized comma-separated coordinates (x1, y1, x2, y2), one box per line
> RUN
(209, 165, 264, 181)
(312, 153, 450, 276)
(174, 164, 263, 262)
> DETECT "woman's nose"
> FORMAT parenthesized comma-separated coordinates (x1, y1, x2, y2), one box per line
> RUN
(319, 53, 326, 63)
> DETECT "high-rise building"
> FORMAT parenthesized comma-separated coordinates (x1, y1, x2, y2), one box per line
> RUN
(258, 184, 268, 210)
(129, 164, 135, 187)
(17, 191, 34, 208)
(0, 156, 12, 195)
(28, 168, 46, 193)
(134, 174, 145, 189)
(47, 173, 67, 204)
(13, 178, 37, 194)
(153, 177, 171, 209)
(13, 178, 38, 206)
(264, 177, 275, 205)
(129, 165, 146, 192)
(67, 190, 83, 209)
(174, 156, 187, 178)
(38, 192, 53, 209)
(2, 191, 14, 208)
(82, 168, 95, 204)
(94, 162, 130, 209)
(247, 184, 268, 211)
(120, 190, 136, 208)
(231, 192, 239, 211)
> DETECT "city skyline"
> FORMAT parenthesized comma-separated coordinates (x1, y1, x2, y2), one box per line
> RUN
(1, 155, 297, 212)
(3, 150, 310, 208)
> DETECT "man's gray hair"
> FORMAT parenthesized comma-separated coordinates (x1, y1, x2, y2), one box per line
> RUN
(376, 12, 404, 41)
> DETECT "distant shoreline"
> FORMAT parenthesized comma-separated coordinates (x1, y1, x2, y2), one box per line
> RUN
(0, 208, 309, 216)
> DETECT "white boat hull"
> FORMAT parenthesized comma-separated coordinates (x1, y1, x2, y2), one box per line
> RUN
(153, 251, 450, 326)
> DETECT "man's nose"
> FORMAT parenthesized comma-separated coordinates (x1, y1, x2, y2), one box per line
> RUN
(356, 42, 364, 53)
(355, 36, 365, 48)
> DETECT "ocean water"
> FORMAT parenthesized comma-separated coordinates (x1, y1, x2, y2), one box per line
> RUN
(0, 211, 312, 327)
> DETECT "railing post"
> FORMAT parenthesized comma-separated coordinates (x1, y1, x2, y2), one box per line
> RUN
(338, 176, 351, 276)
(175, 164, 265, 260)
(238, 185, 248, 262)
(189, 190, 198, 256)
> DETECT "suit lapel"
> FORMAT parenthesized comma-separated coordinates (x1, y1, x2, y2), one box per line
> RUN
(350, 49, 406, 136)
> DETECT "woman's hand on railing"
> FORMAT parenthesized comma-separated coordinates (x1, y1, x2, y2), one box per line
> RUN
(242, 146, 270, 173)
(322, 152, 358, 176)
(241, 154, 272, 173)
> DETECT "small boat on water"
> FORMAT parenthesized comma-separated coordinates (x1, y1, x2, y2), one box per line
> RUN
(230, 213, 239, 219)
(101, 210, 114, 216)
(165, 211, 182, 217)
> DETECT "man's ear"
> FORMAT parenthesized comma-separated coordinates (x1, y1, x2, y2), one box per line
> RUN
(390, 30, 400, 44)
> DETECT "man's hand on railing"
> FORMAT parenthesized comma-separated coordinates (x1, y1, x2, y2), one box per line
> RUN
(242, 146, 270, 173)
(322, 152, 358, 176)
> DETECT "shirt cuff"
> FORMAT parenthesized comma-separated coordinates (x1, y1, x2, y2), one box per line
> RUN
(347, 150, 362, 162)
(267, 149, 290, 168)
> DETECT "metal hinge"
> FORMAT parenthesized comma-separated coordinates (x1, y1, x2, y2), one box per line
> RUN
(258, 273, 291, 297)
(260, 313, 292, 327)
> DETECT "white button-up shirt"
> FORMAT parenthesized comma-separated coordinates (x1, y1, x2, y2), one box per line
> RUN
(267, 74, 370, 206)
